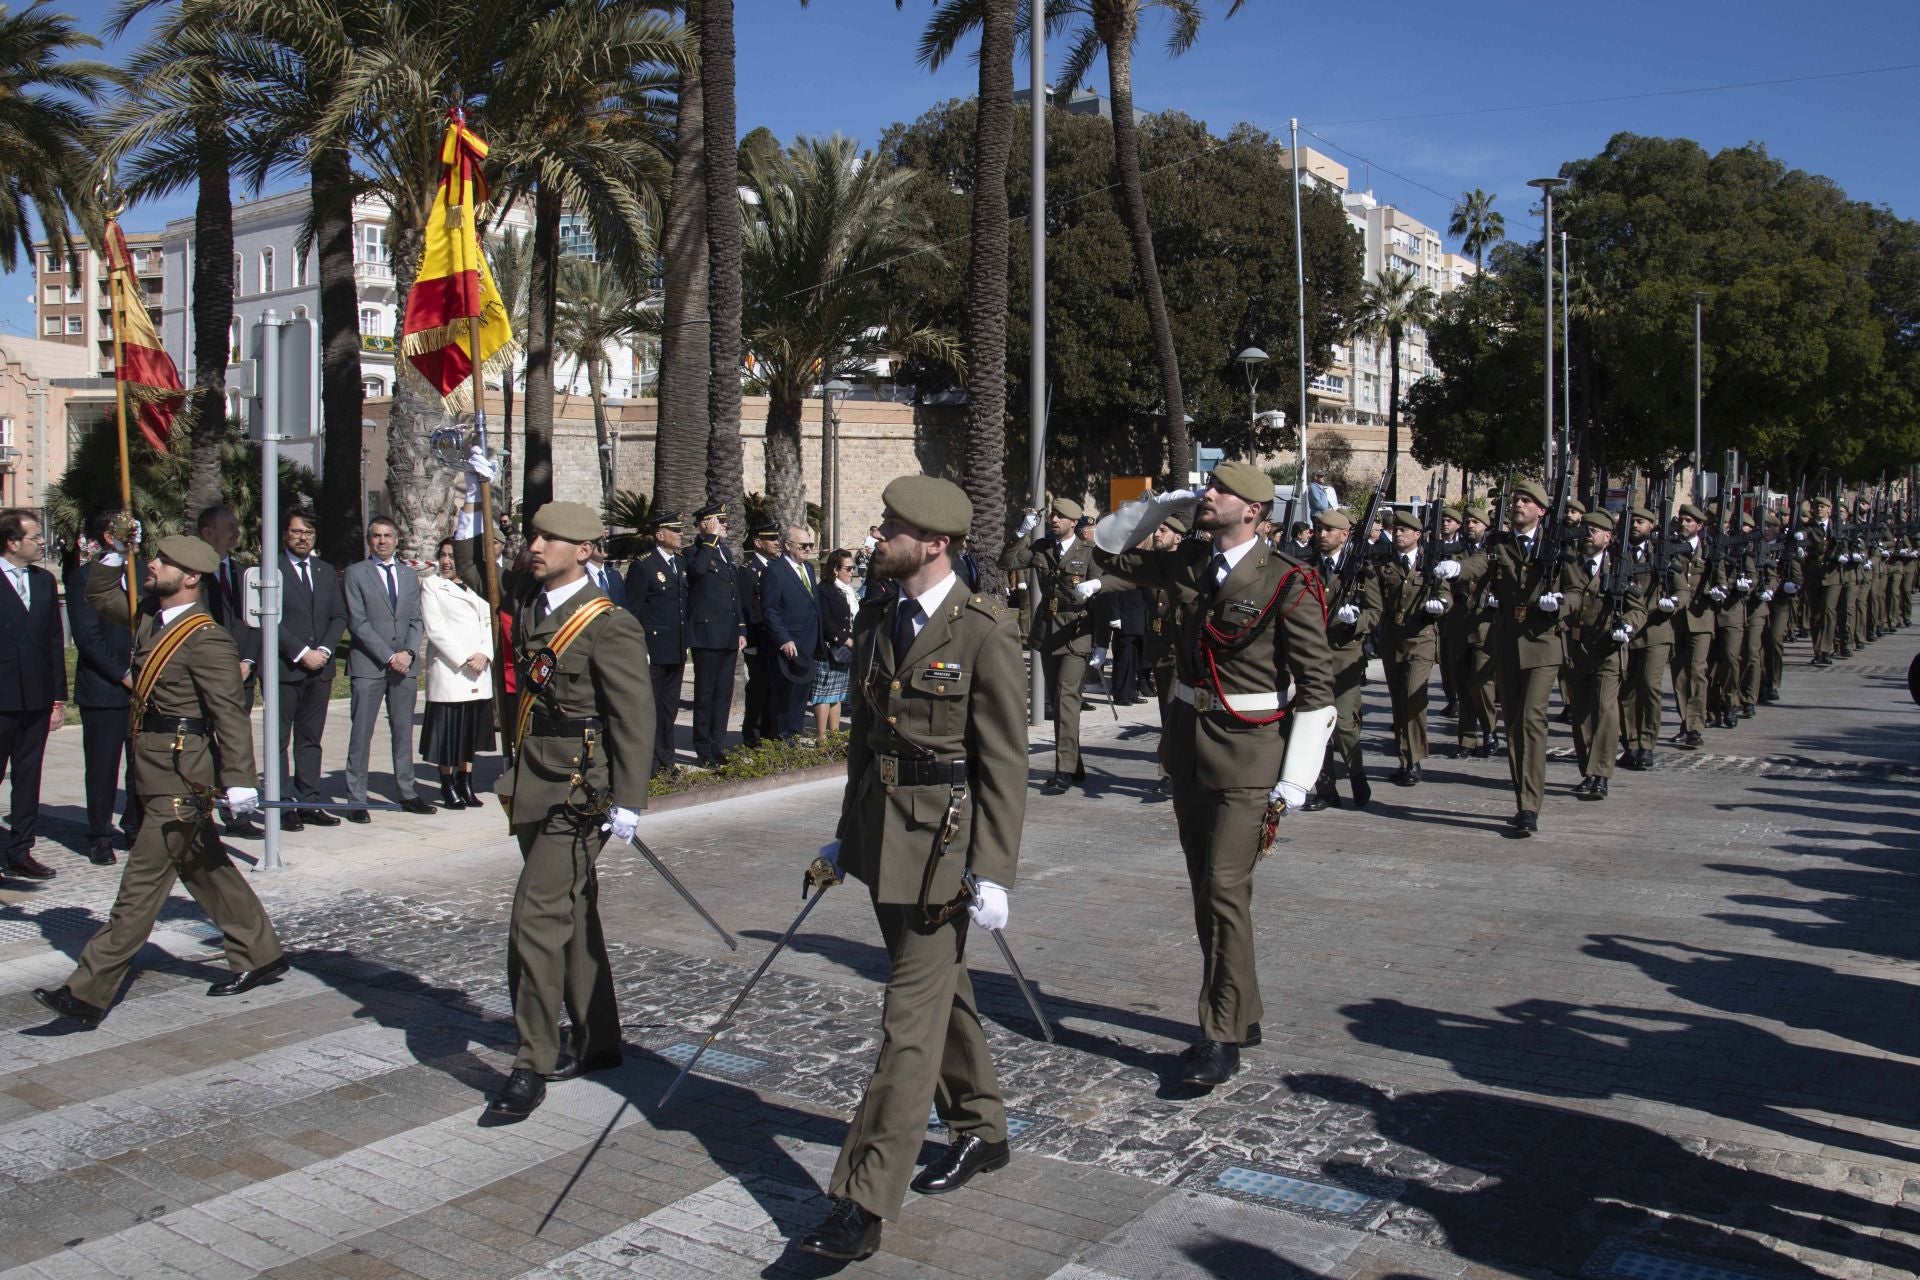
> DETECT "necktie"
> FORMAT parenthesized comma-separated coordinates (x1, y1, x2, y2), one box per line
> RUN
(220, 561, 233, 605)
(381, 562, 397, 611)
(1405, 553, 1417, 573)
(297, 559, 312, 594)
(1322, 556, 1336, 579)
(534, 593, 550, 625)
(1210, 553, 1229, 587)
(892, 599, 920, 662)
(1518, 535, 1533, 559)
(10, 568, 25, 608)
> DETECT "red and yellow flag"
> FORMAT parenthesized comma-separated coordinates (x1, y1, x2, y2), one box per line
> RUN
(104, 219, 185, 451)
(400, 111, 515, 407)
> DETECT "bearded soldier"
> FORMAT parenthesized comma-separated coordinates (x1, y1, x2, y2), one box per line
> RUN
(1000, 496, 1097, 795)
(1082, 461, 1336, 1087)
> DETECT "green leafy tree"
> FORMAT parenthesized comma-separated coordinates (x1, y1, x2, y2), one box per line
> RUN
(0, 2, 109, 273)
(701, 0, 745, 535)
(1352, 266, 1435, 478)
(555, 255, 653, 504)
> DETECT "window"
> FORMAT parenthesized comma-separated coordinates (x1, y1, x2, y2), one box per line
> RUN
(260, 247, 275, 293)
(65, 315, 83, 335)
(0, 417, 12, 447)
(362, 378, 384, 398)
(42, 252, 60, 273)
(361, 224, 385, 263)
(359, 305, 383, 336)
(43, 317, 60, 335)
(229, 318, 242, 363)
(65, 284, 83, 302)
(42, 284, 59, 303)
(233, 253, 242, 295)
(293, 249, 309, 288)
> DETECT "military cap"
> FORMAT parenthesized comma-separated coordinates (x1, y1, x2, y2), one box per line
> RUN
(1764, 511, 1782, 527)
(531, 501, 605, 544)
(154, 533, 220, 575)
(1567, 497, 1588, 516)
(1678, 502, 1708, 523)
(1161, 511, 1191, 535)
(1390, 509, 1422, 532)
(1811, 495, 1833, 509)
(1209, 458, 1275, 504)
(1584, 509, 1616, 532)
(1075, 514, 1097, 529)
(881, 474, 972, 537)
(1630, 504, 1658, 523)
(648, 509, 685, 532)
(1511, 478, 1548, 507)
(1443, 504, 1465, 521)
(1740, 515, 1755, 531)
(750, 521, 781, 539)
(1313, 509, 1351, 530)
(1048, 495, 1083, 521)
(693, 500, 727, 521)
(1463, 502, 1491, 524)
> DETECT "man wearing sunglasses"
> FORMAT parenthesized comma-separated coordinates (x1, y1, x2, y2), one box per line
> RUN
(764, 526, 822, 740)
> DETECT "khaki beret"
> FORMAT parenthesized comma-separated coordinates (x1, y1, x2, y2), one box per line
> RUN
(1443, 504, 1465, 521)
(1678, 502, 1708, 523)
(882, 474, 972, 537)
(1048, 495, 1083, 521)
(1210, 459, 1275, 505)
(1764, 511, 1782, 527)
(530, 501, 605, 544)
(155, 533, 220, 575)
(1161, 511, 1191, 536)
(1390, 510, 1422, 532)
(1463, 503, 1490, 524)
(1739, 515, 1755, 531)
(1584, 509, 1616, 532)
(1567, 497, 1588, 515)
(1812, 496, 1832, 509)
(1312, 509, 1351, 531)
(1629, 505, 1658, 523)
(1511, 479, 1548, 507)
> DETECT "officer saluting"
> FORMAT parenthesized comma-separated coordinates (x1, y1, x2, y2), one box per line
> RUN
(35, 534, 286, 1026)
(456, 481, 654, 1121)
(1000, 496, 1097, 794)
(630, 509, 689, 778)
(685, 502, 745, 765)
(799, 476, 1028, 1262)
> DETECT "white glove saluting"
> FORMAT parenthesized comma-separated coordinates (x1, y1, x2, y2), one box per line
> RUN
(1016, 510, 1042, 537)
(1535, 592, 1563, 613)
(1422, 597, 1447, 615)
(226, 786, 260, 817)
(968, 879, 1009, 931)
(1268, 779, 1308, 811)
(601, 806, 641, 843)
(1433, 559, 1462, 580)
(1335, 603, 1360, 625)
(1073, 578, 1103, 602)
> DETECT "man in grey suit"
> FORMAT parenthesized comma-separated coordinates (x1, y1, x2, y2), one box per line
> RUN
(342, 517, 435, 819)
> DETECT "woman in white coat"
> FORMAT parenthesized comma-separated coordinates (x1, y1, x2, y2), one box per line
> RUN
(419, 536, 497, 808)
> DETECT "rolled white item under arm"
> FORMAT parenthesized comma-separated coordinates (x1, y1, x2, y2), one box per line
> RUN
(1278, 704, 1338, 795)
(454, 508, 483, 540)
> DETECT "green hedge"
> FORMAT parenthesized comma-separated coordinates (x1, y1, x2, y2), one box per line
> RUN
(649, 731, 850, 798)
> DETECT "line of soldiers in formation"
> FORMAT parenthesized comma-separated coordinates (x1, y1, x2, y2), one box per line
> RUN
(1010, 483, 1917, 827)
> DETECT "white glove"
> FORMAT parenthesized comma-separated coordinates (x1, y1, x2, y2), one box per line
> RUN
(1610, 625, 1633, 644)
(225, 786, 260, 817)
(1535, 592, 1562, 613)
(1074, 578, 1102, 602)
(99, 551, 126, 567)
(1759, 589, 1774, 602)
(1090, 647, 1108, 669)
(1158, 487, 1199, 503)
(1434, 559, 1462, 580)
(466, 443, 496, 482)
(1486, 594, 1499, 609)
(1269, 779, 1309, 810)
(818, 839, 841, 868)
(968, 879, 1009, 931)
(1781, 581, 1800, 595)
(1657, 596, 1678, 612)
(1794, 530, 1806, 542)
(1836, 552, 1852, 564)
(1016, 511, 1041, 537)
(1707, 586, 1727, 602)
(1735, 576, 1753, 591)
(1422, 597, 1447, 615)
(1108, 619, 1121, 630)
(600, 806, 641, 843)
(1335, 603, 1360, 624)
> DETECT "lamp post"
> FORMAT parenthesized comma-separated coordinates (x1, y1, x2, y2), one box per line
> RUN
(1527, 176, 1566, 476)
(823, 377, 851, 550)
(1237, 347, 1269, 461)
(1692, 292, 1706, 505)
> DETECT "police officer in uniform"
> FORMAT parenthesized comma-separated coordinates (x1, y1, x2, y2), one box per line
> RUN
(798, 476, 1028, 1262)
(1619, 503, 1691, 770)
(999, 496, 1098, 794)
(1564, 511, 1646, 799)
(1374, 510, 1459, 785)
(35, 534, 285, 1026)
(740, 522, 782, 747)
(629, 510, 688, 776)
(1084, 461, 1337, 1087)
(1305, 508, 1379, 810)
(685, 502, 745, 765)
(456, 490, 655, 1120)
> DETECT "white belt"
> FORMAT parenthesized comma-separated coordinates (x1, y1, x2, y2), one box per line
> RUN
(1172, 679, 1287, 714)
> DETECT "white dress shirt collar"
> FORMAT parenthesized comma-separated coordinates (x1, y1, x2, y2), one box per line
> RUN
(542, 573, 593, 615)
(159, 601, 196, 625)
(901, 572, 959, 639)
(1214, 535, 1258, 581)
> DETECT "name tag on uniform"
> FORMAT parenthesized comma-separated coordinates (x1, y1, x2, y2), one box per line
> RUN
(1227, 599, 1261, 619)
(527, 647, 558, 688)
(922, 661, 963, 681)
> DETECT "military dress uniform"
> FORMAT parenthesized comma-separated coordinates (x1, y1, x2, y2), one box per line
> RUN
(1668, 511, 1715, 742)
(1455, 507, 1500, 757)
(1620, 507, 1694, 767)
(1563, 515, 1648, 798)
(1702, 513, 1756, 729)
(810, 476, 1028, 1254)
(1310, 512, 1380, 807)
(1804, 504, 1842, 662)
(1757, 514, 1802, 703)
(40, 537, 284, 1023)
(630, 513, 689, 776)
(686, 504, 746, 765)
(999, 498, 1098, 791)
(1373, 514, 1451, 782)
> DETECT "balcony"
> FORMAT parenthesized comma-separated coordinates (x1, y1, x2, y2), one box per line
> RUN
(355, 259, 394, 284)
(361, 334, 395, 353)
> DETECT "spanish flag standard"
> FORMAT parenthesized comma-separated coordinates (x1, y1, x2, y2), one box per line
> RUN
(104, 219, 186, 451)
(400, 111, 516, 407)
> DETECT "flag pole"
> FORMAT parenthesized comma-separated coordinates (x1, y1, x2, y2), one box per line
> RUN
(469, 313, 508, 755)
(106, 219, 138, 627)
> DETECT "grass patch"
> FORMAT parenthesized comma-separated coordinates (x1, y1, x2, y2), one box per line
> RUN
(650, 731, 850, 798)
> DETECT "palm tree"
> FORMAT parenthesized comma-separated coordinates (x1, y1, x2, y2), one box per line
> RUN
(486, 226, 534, 518)
(701, 0, 745, 536)
(914, 0, 1015, 592)
(554, 255, 653, 505)
(740, 135, 961, 532)
(1352, 266, 1436, 477)
(0, 2, 110, 273)
(655, 0, 709, 525)
(1448, 187, 1503, 274)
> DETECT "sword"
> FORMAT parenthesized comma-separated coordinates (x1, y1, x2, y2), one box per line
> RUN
(623, 832, 739, 952)
(1087, 653, 1121, 721)
(659, 855, 841, 1108)
(963, 871, 1054, 1042)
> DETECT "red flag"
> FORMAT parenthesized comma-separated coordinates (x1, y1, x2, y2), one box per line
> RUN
(104, 219, 185, 451)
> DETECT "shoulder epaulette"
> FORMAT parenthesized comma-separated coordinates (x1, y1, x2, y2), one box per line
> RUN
(965, 592, 1007, 619)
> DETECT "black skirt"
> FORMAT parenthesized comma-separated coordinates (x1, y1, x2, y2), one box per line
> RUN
(420, 698, 496, 765)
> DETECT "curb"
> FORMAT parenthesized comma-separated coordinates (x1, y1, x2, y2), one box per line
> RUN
(649, 760, 846, 812)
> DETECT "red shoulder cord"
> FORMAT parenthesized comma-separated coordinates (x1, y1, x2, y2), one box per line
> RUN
(1196, 564, 1328, 726)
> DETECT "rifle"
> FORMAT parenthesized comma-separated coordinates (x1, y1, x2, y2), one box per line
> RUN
(1529, 427, 1577, 603)
(1494, 466, 1514, 535)
(1751, 469, 1776, 586)
(1417, 472, 1444, 608)
(1649, 470, 1678, 602)
(1336, 465, 1393, 607)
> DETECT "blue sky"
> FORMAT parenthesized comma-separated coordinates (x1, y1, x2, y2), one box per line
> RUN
(7, 0, 1918, 339)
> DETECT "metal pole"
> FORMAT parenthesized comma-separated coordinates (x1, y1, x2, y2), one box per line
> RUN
(1561, 230, 1572, 476)
(1027, 11, 1047, 730)
(258, 310, 284, 871)
(1291, 118, 1309, 493)
(1693, 293, 1704, 506)
(1542, 193, 1555, 475)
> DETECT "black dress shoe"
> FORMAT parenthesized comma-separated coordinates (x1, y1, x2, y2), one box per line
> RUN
(910, 1133, 1010, 1194)
(798, 1198, 881, 1261)
(1638, 749, 1654, 769)
(399, 796, 436, 815)
(224, 815, 261, 839)
(1681, 730, 1703, 748)
(1350, 771, 1372, 809)
(1039, 774, 1068, 796)
(1616, 751, 1640, 771)
(1437, 703, 1457, 719)
(1574, 775, 1596, 796)
(32, 986, 104, 1027)
(1740, 704, 1756, 719)
(1470, 743, 1492, 760)
(300, 808, 341, 826)
(439, 778, 467, 810)
(1590, 776, 1609, 800)
(7, 850, 55, 880)
(1177, 1039, 1240, 1088)
(87, 837, 117, 866)
(486, 1068, 546, 1119)
(208, 955, 290, 997)
(1517, 809, 1538, 835)
(459, 775, 485, 808)
(1299, 792, 1332, 813)
(278, 811, 304, 832)
(545, 1051, 622, 1081)
(1759, 690, 1779, 704)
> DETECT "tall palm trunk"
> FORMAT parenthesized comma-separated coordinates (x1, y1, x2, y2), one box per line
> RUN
(313, 145, 364, 565)
(1386, 328, 1402, 478)
(656, 7, 709, 521)
(963, 0, 1015, 595)
(185, 115, 232, 522)
(701, 0, 744, 538)
(588, 356, 613, 503)
(521, 183, 562, 519)
(1101, 21, 1184, 483)
(765, 393, 804, 532)
(386, 221, 454, 556)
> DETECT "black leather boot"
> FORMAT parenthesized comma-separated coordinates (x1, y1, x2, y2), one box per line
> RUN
(440, 775, 467, 810)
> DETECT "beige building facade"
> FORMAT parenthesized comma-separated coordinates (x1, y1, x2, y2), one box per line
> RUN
(31, 233, 167, 378)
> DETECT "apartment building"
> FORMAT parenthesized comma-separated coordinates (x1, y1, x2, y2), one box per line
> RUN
(30, 232, 166, 377)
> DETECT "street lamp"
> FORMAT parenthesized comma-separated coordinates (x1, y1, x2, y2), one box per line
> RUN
(1527, 176, 1567, 476)
(823, 377, 852, 550)
(1237, 347, 1269, 460)
(1691, 293, 1706, 505)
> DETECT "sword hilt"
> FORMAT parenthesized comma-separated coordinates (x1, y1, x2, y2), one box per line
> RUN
(804, 856, 842, 898)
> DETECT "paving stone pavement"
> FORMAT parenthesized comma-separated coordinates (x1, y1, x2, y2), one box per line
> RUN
(0, 624, 1917, 1278)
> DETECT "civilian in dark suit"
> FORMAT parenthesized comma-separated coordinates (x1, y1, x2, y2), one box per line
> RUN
(1094, 587, 1148, 704)
(276, 510, 346, 829)
(66, 510, 138, 865)
(0, 509, 63, 879)
(586, 539, 628, 608)
(197, 504, 263, 836)
(627, 512, 688, 775)
(762, 526, 822, 740)
(342, 516, 433, 817)
(685, 503, 744, 766)
(739, 522, 782, 747)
